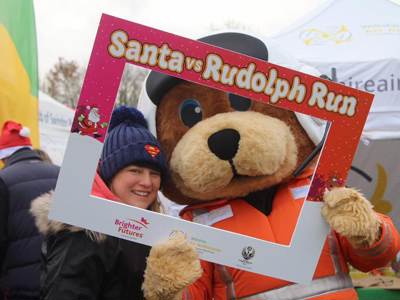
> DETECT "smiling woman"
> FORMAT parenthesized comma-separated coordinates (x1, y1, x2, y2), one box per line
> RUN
(30, 106, 173, 300)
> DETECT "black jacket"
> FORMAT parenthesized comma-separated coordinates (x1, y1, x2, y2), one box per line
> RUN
(0, 148, 59, 300)
(30, 193, 150, 300)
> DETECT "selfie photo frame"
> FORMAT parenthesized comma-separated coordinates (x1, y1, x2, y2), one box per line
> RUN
(50, 14, 374, 283)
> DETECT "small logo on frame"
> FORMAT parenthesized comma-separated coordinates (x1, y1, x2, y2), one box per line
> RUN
(238, 246, 255, 266)
(241, 246, 256, 261)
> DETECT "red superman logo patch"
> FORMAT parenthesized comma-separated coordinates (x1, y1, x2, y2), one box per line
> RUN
(145, 144, 160, 158)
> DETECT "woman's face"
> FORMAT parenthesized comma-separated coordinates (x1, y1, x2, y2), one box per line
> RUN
(110, 164, 161, 209)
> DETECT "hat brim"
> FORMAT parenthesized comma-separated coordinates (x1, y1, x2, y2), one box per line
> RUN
(0, 146, 33, 160)
(145, 32, 269, 106)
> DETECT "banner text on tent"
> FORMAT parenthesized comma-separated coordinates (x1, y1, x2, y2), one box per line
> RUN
(108, 30, 357, 117)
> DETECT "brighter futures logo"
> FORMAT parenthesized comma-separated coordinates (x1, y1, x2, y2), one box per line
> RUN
(114, 217, 149, 239)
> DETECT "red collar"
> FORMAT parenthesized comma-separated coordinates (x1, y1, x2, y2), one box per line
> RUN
(91, 173, 119, 202)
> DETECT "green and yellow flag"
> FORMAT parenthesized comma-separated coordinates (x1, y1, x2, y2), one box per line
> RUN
(0, 0, 39, 147)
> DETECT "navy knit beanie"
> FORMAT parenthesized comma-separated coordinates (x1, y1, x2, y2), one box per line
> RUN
(99, 106, 168, 183)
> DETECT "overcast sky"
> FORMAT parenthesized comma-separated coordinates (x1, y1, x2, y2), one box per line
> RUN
(33, 0, 324, 80)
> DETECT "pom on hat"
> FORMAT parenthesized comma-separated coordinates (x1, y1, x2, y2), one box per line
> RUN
(19, 127, 31, 138)
(109, 106, 148, 132)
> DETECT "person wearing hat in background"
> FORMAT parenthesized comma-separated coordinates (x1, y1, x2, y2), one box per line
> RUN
(30, 106, 193, 300)
(0, 121, 60, 300)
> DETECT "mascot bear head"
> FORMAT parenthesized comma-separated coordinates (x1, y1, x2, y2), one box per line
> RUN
(139, 32, 326, 208)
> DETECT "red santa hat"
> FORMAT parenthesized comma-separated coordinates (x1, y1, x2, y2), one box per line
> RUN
(0, 121, 33, 160)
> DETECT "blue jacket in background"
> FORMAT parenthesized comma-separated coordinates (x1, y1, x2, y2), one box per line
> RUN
(0, 148, 59, 300)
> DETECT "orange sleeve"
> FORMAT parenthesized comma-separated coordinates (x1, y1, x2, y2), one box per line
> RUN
(338, 213, 400, 272)
(184, 260, 214, 300)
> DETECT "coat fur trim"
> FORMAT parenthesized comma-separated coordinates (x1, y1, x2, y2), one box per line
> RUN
(30, 191, 106, 242)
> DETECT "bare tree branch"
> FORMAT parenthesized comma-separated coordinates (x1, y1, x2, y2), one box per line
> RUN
(41, 57, 84, 108)
(117, 65, 148, 107)
(41, 59, 148, 109)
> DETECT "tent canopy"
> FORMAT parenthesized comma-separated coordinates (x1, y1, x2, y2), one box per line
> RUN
(272, 0, 400, 62)
(272, 0, 400, 140)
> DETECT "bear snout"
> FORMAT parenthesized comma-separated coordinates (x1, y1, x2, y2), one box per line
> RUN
(169, 111, 299, 198)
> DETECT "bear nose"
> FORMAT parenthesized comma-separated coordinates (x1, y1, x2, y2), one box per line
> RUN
(207, 129, 240, 161)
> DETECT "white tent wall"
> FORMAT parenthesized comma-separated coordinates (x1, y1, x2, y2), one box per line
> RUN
(315, 59, 400, 139)
(38, 91, 74, 166)
(349, 139, 400, 230)
(272, 0, 400, 229)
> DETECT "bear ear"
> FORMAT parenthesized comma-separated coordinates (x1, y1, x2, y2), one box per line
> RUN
(228, 94, 252, 112)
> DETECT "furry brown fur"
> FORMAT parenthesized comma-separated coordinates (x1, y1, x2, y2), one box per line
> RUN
(157, 81, 315, 204)
(170, 111, 298, 199)
(30, 192, 106, 242)
(143, 232, 202, 300)
(322, 187, 381, 247)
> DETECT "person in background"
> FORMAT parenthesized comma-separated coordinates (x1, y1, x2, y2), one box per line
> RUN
(30, 106, 186, 299)
(0, 121, 60, 300)
(33, 149, 53, 164)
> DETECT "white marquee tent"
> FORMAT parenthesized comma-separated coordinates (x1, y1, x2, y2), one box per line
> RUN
(38, 91, 74, 166)
(272, 0, 400, 228)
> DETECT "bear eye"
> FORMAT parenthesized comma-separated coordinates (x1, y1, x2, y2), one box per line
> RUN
(179, 99, 203, 128)
(229, 94, 251, 111)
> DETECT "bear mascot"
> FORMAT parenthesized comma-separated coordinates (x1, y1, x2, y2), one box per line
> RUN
(138, 32, 400, 300)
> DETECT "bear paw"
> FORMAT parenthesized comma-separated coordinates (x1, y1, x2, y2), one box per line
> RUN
(321, 187, 381, 248)
(143, 232, 202, 300)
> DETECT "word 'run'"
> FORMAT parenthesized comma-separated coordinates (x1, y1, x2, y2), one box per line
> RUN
(108, 30, 357, 117)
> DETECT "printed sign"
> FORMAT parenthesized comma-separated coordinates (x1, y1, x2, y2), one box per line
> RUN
(50, 14, 374, 283)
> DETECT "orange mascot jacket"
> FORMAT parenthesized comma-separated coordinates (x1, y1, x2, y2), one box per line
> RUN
(180, 171, 400, 300)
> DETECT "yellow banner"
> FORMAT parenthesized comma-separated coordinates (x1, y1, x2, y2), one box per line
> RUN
(0, 25, 39, 147)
